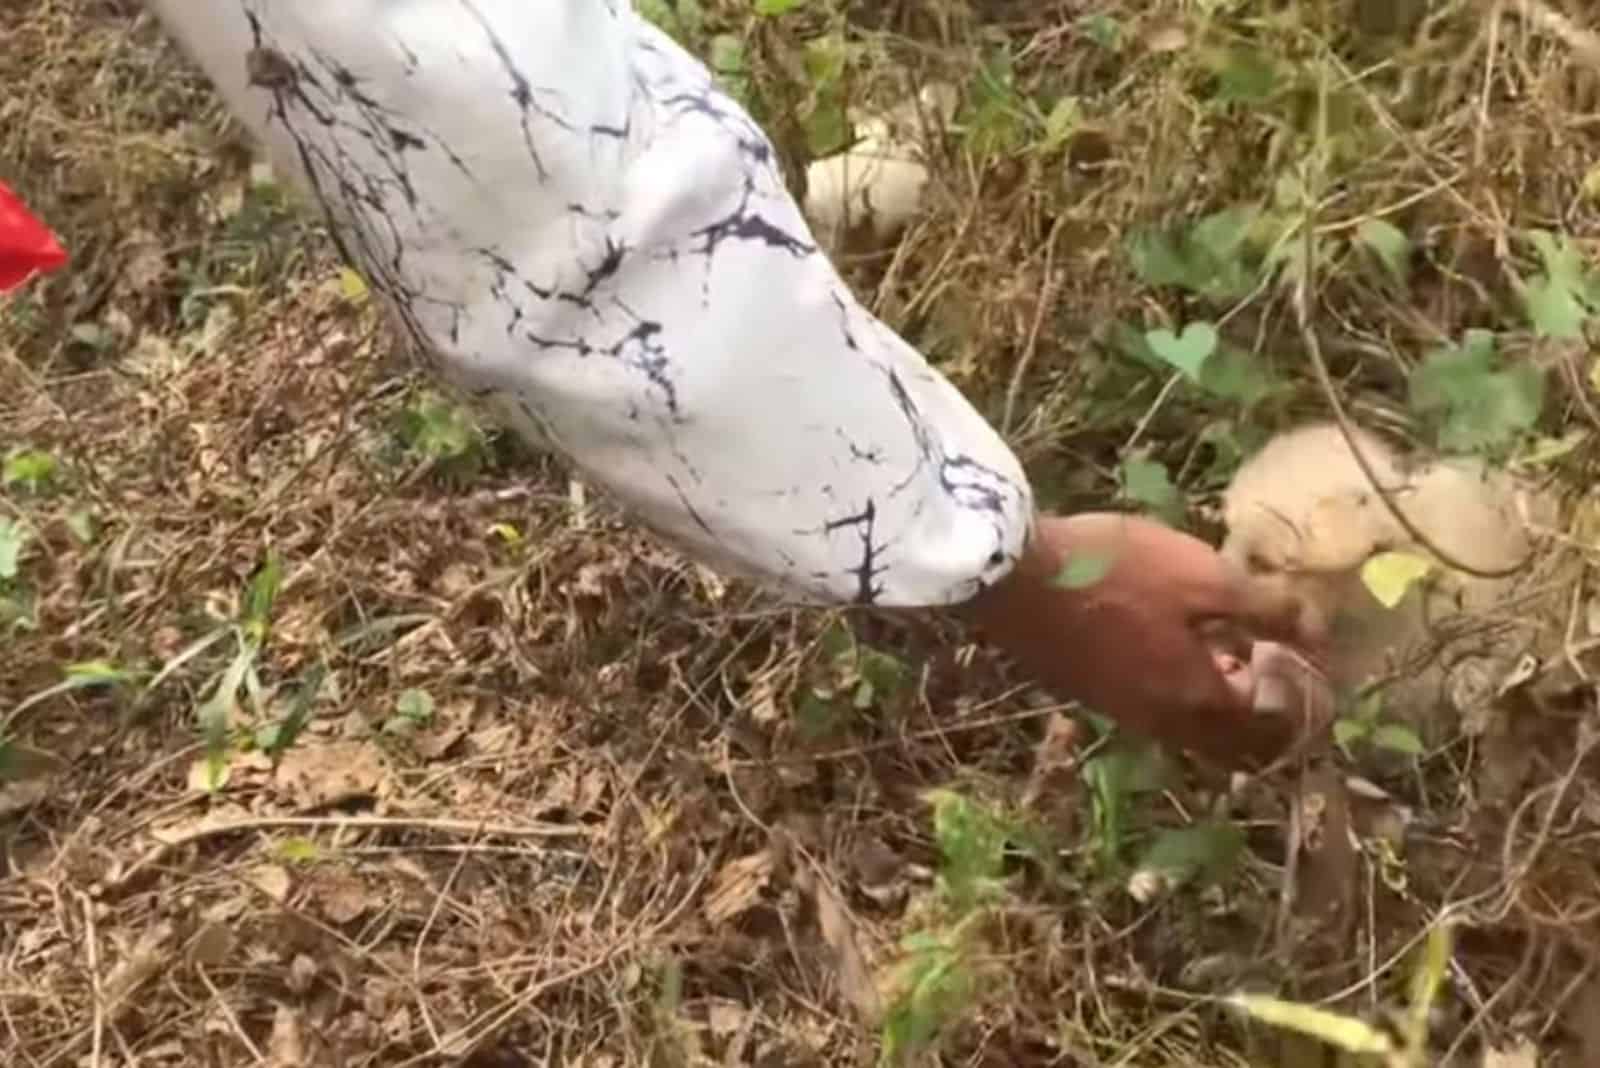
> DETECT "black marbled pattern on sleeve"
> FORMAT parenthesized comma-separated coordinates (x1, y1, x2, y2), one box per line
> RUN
(148, 0, 1032, 606)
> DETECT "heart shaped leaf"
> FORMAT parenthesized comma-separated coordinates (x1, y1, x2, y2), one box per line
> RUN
(1145, 322, 1218, 381)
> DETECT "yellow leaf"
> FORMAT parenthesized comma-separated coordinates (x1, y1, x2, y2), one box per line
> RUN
(1572, 496, 1600, 548)
(1229, 993, 1394, 1055)
(275, 836, 321, 863)
(338, 267, 369, 303)
(487, 522, 521, 544)
(1584, 162, 1600, 203)
(1516, 429, 1587, 468)
(1360, 551, 1433, 609)
(186, 756, 229, 793)
(1405, 920, 1455, 1051)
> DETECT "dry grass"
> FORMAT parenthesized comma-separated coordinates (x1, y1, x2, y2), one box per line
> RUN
(5, 0, 1600, 1065)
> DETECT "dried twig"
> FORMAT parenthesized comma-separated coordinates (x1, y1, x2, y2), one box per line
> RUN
(108, 814, 587, 891)
(1001, 213, 1067, 436)
(78, 893, 103, 1068)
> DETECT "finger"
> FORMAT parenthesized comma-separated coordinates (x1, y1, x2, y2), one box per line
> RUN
(1250, 641, 1336, 730)
(1193, 565, 1327, 652)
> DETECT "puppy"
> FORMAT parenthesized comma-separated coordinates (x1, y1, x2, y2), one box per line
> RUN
(1220, 422, 1554, 733)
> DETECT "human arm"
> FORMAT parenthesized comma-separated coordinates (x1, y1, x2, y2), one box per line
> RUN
(140, 0, 1325, 766)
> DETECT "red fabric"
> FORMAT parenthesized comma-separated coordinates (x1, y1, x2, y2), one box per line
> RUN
(0, 180, 69, 293)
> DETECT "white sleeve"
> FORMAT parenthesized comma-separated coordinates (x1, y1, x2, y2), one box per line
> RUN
(148, 0, 1034, 606)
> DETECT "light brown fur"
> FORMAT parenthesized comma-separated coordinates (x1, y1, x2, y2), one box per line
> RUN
(1221, 422, 1559, 731)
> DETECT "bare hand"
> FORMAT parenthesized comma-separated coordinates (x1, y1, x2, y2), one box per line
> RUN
(964, 512, 1331, 769)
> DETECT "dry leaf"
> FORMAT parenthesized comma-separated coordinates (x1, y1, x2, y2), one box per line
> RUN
(1146, 22, 1190, 52)
(1482, 1040, 1538, 1068)
(469, 722, 517, 755)
(381, 1005, 413, 1043)
(0, 778, 53, 818)
(122, 232, 168, 292)
(267, 1003, 306, 1067)
(287, 954, 319, 995)
(1021, 711, 1082, 813)
(706, 999, 746, 1037)
(314, 869, 371, 925)
(704, 850, 774, 926)
(273, 741, 390, 811)
(412, 722, 466, 761)
(248, 863, 293, 903)
(536, 764, 607, 815)
(188, 921, 236, 967)
(811, 875, 881, 1026)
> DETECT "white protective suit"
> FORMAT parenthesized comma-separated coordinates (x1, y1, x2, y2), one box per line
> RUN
(147, 0, 1033, 607)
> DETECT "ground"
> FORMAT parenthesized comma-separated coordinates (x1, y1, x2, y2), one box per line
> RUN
(5, 0, 1600, 1065)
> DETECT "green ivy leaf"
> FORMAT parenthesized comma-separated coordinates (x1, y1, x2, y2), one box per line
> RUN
(1357, 218, 1412, 283)
(1126, 230, 1193, 290)
(1134, 820, 1246, 891)
(385, 686, 436, 735)
(1408, 330, 1543, 453)
(859, 648, 908, 700)
(881, 928, 973, 1063)
(962, 48, 1030, 157)
(396, 687, 435, 724)
(1190, 205, 1260, 265)
(1037, 95, 1083, 154)
(801, 37, 851, 157)
(1119, 456, 1184, 525)
(1144, 322, 1218, 381)
(1197, 344, 1275, 406)
(1520, 230, 1599, 339)
(804, 97, 850, 157)
(708, 34, 750, 102)
(0, 518, 27, 582)
(2, 449, 58, 492)
(1126, 207, 1262, 301)
(1332, 717, 1369, 749)
(801, 34, 848, 85)
(401, 393, 482, 461)
(1083, 739, 1170, 867)
(1372, 723, 1425, 757)
(925, 789, 1011, 910)
(1079, 13, 1123, 51)
(1208, 46, 1278, 104)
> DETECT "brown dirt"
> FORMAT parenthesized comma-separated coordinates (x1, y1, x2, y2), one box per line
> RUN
(5, 1, 1600, 1065)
